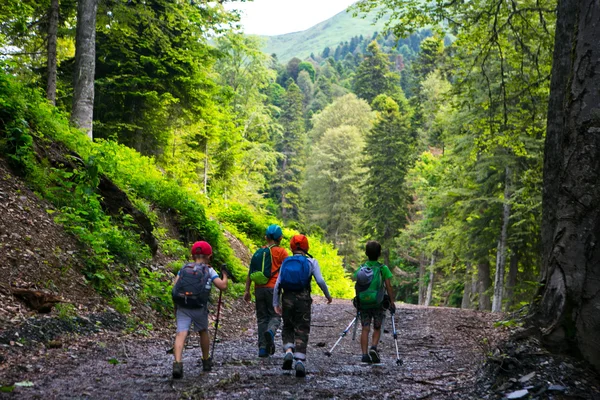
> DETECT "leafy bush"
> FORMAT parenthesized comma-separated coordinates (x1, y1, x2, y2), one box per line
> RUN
(110, 295, 132, 314)
(55, 303, 77, 321)
(139, 268, 173, 316)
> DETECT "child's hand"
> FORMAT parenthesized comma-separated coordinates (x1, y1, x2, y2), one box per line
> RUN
(274, 306, 282, 315)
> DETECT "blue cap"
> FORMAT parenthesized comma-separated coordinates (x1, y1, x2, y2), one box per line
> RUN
(265, 224, 283, 240)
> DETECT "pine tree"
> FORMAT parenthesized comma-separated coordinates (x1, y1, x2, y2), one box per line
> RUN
(274, 80, 306, 221)
(362, 94, 416, 263)
(352, 41, 400, 104)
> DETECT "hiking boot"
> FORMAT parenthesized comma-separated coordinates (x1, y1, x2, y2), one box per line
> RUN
(172, 362, 183, 379)
(258, 348, 269, 358)
(295, 360, 306, 378)
(282, 352, 294, 370)
(264, 330, 275, 355)
(369, 347, 381, 364)
(202, 357, 212, 372)
(361, 354, 372, 363)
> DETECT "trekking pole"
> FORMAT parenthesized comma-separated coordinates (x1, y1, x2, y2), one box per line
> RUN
(324, 315, 357, 357)
(210, 264, 228, 359)
(211, 289, 223, 359)
(390, 310, 403, 366)
(352, 311, 359, 341)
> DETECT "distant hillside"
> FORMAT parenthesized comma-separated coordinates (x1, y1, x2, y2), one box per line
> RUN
(261, 8, 388, 62)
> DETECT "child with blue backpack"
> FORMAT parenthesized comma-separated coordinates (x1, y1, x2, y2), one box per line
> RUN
(273, 234, 332, 377)
(171, 241, 229, 378)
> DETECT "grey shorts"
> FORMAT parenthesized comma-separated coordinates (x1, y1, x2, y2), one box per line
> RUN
(176, 307, 209, 333)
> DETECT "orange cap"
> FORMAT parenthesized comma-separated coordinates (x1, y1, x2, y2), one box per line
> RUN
(290, 234, 309, 252)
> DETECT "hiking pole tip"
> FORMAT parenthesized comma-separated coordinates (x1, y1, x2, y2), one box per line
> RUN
(324, 351, 332, 357)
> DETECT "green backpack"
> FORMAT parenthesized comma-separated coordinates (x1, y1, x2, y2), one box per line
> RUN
(355, 262, 385, 309)
(249, 245, 276, 285)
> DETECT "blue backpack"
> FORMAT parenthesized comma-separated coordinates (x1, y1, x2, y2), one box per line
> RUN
(279, 255, 311, 291)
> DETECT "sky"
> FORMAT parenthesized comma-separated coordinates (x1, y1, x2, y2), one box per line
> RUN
(224, 0, 358, 36)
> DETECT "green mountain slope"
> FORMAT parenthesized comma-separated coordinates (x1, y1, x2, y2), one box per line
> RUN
(261, 8, 388, 62)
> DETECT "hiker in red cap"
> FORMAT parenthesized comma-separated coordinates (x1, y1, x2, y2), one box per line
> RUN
(171, 241, 228, 378)
(273, 234, 332, 377)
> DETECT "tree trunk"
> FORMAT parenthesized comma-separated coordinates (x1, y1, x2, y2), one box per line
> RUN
(424, 253, 434, 307)
(533, 0, 600, 372)
(71, 0, 98, 139)
(461, 262, 472, 309)
(46, 0, 59, 105)
(478, 260, 491, 311)
(504, 249, 519, 312)
(418, 253, 426, 305)
(492, 166, 511, 312)
(203, 140, 208, 194)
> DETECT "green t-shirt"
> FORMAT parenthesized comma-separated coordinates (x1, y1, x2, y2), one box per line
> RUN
(354, 261, 392, 281)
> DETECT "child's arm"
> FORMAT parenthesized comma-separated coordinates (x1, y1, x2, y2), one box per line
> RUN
(212, 268, 228, 291)
(273, 273, 282, 314)
(311, 259, 333, 303)
(384, 278, 396, 312)
(243, 273, 252, 302)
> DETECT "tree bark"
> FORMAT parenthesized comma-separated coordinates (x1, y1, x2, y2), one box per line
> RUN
(492, 166, 511, 312)
(203, 140, 208, 194)
(533, 0, 600, 372)
(424, 253, 434, 306)
(504, 249, 519, 312)
(71, 0, 98, 139)
(478, 260, 491, 311)
(46, 0, 59, 105)
(461, 262, 472, 309)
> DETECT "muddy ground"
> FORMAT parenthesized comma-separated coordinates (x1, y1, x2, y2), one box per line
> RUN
(0, 297, 533, 399)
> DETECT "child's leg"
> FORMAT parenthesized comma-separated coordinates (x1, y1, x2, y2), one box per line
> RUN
(293, 292, 311, 360)
(360, 325, 370, 354)
(370, 310, 384, 349)
(255, 288, 269, 350)
(281, 292, 295, 354)
(174, 330, 188, 362)
(199, 330, 210, 360)
(371, 326, 382, 348)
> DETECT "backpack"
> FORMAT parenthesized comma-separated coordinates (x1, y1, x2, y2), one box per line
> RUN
(249, 245, 277, 285)
(355, 262, 385, 309)
(279, 255, 311, 291)
(172, 263, 212, 309)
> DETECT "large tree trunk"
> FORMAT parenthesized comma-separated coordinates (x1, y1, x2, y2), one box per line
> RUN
(478, 260, 491, 311)
(46, 0, 59, 105)
(461, 262, 472, 309)
(424, 253, 434, 306)
(71, 0, 98, 139)
(492, 166, 511, 312)
(534, 0, 600, 372)
(504, 249, 519, 312)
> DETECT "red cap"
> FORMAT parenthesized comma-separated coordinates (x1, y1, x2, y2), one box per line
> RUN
(290, 234, 309, 252)
(191, 241, 212, 256)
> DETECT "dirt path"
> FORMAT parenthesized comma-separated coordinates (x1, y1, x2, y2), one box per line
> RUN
(0, 298, 506, 399)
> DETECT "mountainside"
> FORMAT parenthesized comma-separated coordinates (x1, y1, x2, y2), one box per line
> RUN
(261, 7, 388, 62)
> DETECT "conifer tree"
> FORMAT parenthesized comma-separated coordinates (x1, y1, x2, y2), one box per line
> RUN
(353, 41, 400, 104)
(362, 94, 416, 264)
(274, 80, 306, 221)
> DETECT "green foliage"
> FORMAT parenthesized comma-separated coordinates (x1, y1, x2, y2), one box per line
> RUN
(139, 268, 173, 316)
(353, 42, 401, 104)
(55, 303, 77, 321)
(110, 295, 132, 315)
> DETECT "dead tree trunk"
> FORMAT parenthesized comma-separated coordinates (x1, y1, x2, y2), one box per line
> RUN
(533, 0, 600, 372)
(46, 0, 59, 105)
(424, 253, 434, 306)
(71, 0, 98, 139)
(492, 166, 511, 312)
(478, 260, 491, 311)
(504, 249, 519, 312)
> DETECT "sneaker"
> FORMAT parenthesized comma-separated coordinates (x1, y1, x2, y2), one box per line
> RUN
(369, 347, 381, 364)
(258, 348, 269, 358)
(264, 330, 275, 355)
(202, 357, 212, 372)
(172, 362, 183, 379)
(295, 360, 306, 378)
(282, 352, 294, 370)
(361, 354, 372, 363)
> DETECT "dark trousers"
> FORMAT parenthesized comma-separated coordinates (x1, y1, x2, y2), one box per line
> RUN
(255, 287, 281, 349)
(281, 290, 312, 360)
